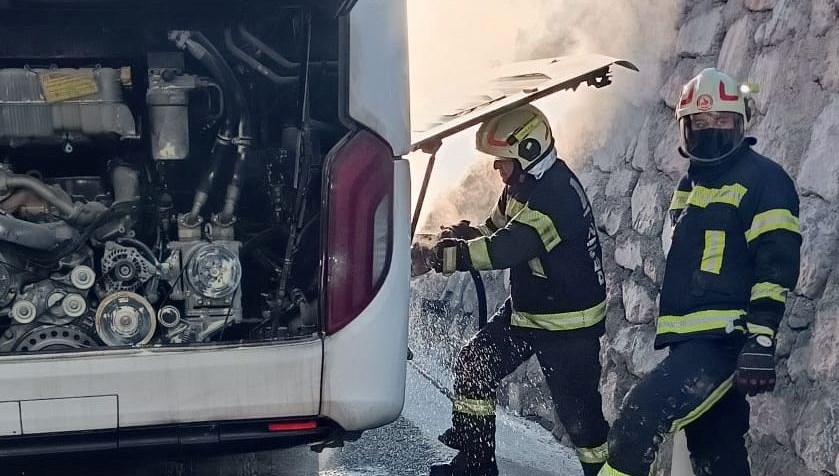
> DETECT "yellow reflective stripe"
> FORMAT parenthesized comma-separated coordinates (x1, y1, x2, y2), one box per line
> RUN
(599, 462, 635, 476)
(453, 397, 495, 417)
(467, 237, 492, 271)
(511, 301, 606, 331)
(656, 310, 746, 335)
(700, 230, 725, 274)
(576, 441, 608, 464)
(745, 209, 800, 243)
(506, 197, 561, 252)
(686, 184, 748, 208)
(671, 377, 734, 432)
(747, 323, 775, 337)
(528, 258, 547, 279)
(490, 204, 507, 229)
(477, 224, 493, 236)
(669, 190, 690, 211)
(511, 114, 542, 143)
(506, 197, 526, 218)
(751, 282, 788, 303)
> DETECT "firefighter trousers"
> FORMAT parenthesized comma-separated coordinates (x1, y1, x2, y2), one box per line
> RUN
(600, 338, 750, 476)
(445, 299, 610, 472)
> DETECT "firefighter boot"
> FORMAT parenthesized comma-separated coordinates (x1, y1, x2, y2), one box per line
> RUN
(581, 462, 604, 476)
(429, 451, 499, 476)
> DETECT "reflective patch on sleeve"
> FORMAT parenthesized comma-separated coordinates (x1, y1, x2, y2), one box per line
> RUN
(750, 282, 788, 303)
(507, 198, 561, 252)
(747, 323, 776, 337)
(745, 209, 801, 243)
(442, 246, 458, 275)
(467, 237, 493, 271)
(700, 230, 725, 274)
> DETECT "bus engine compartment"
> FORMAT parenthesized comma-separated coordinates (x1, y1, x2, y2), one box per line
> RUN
(0, 1, 344, 353)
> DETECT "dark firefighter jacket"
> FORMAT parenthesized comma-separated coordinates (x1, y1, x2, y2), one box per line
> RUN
(656, 139, 802, 349)
(465, 158, 607, 331)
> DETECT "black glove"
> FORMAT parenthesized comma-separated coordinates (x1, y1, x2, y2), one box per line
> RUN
(439, 220, 482, 240)
(735, 334, 776, 396)
(410, 243, 435, 277)
(431, 238, 472, 274)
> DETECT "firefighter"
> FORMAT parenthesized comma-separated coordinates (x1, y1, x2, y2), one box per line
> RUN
(598, 69, 802, 476)
(424, 104, 610, 476)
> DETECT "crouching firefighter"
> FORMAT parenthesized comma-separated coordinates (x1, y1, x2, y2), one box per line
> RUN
(599, 69, 802, 476)
(422, 105, 611, 476)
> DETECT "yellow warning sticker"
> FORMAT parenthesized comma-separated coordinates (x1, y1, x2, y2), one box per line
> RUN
(39, 71, 99, 103)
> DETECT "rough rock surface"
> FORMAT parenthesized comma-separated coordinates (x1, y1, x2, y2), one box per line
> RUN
(412, 2, 839, 474)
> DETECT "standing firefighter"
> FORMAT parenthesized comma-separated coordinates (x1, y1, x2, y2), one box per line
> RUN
(599, 69, 802, 476)
(423, 104, 610, 476)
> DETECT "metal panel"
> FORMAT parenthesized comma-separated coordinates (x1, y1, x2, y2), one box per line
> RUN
(0, 340, 322, 429)
(0, 402, 21, 436)
(0, 67, 137, 146)
(348, 0, 411, 156)
(21, 395, 117, 434)
(411, 55, 638, 151)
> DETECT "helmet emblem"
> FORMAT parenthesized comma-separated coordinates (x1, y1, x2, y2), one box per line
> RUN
(696, 94, 714, 112)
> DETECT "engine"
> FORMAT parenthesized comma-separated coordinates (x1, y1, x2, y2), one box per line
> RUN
(0, 16, 332, 353)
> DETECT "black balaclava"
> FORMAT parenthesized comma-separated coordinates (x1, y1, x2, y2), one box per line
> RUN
(679, 115, 745, 163)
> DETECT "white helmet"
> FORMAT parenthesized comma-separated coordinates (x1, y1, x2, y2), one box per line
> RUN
(476, 104, 554, 171)
(676, 68, 747, 119)
(676, 68, 749, 163)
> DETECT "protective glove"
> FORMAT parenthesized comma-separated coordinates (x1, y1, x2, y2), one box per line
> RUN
(439, 220, 482, 240)
(431, 238, 472, 274)
(410, 243, 435, 277)
(734, 334, 776, 396)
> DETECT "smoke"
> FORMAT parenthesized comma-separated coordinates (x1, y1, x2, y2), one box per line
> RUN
(408, 0, 683, 231)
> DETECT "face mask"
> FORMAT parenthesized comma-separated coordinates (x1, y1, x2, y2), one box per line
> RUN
(686, 128, 743, 160)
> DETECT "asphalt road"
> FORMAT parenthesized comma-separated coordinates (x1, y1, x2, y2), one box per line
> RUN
(14, 367, 580, 476)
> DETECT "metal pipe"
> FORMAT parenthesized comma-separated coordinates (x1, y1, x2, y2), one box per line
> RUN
(410, 151, 438, 238)
(224, 29, 297, 85)
(0, 214, 76, 251)
(0, 174, 75, 217)
(238, 24, 301, 72)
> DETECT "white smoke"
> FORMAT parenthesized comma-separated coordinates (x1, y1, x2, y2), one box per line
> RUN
(408, 0, 683, 231)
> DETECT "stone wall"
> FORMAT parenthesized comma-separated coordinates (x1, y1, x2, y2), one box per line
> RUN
(412, 0, 839, 474)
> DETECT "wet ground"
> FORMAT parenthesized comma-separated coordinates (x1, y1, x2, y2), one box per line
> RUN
(19, 367, 580, 476)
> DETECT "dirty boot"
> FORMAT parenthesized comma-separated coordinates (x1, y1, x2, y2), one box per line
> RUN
(429, 451, 498, 476)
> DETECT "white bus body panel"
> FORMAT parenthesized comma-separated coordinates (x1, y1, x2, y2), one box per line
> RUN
(348, 0, 411, 156)
(320, 159, 411, 431)
(0, 341, 322, 432)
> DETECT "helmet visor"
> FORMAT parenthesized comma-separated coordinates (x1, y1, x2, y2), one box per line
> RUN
(680, 113, 745, 161)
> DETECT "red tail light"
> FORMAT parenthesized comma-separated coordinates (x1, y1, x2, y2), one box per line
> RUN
(267, 421, 318, 432)
(323, 130, 394, 334)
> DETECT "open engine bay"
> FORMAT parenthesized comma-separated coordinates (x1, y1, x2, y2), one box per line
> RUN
(0, 1, 344, 353)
